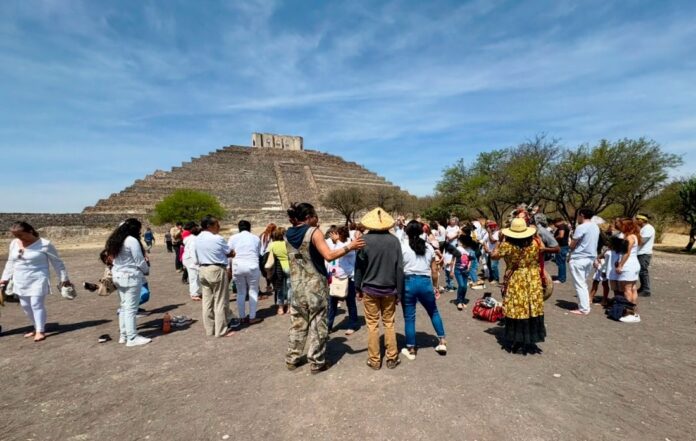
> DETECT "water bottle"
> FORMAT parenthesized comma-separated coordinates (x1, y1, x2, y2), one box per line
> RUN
(162, 312, 171, 334)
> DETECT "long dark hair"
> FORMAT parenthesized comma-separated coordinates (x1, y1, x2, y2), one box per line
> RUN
(105, 218, 144, 259)
(11, 221, 39, 238)
(287, 202, 316, 224)
(405, 220, 426, 256)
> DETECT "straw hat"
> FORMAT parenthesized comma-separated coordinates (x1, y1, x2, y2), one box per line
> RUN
(360, 207, 395, 231)
(501, 217, 537, 239)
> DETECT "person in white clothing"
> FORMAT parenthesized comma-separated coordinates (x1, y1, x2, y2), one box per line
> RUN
(1, 221, 72, 342)
(105, 218, 152, 347)
(182, 221, 201, 301)
(228, 220, 262, 324)
(326, 226, 360, 335)
(635, 214, 655, 297)
(614, 218, 643, 323)
(569, 208, 600, 315)
(443, 217, 461, 291)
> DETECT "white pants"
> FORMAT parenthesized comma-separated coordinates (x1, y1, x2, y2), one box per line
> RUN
(186, 266, 201, 298)
(570, 257, 594, 313)
(19, 295, 47, 333)
(113, 272, 143, 340)
(234, 262, 260, 319)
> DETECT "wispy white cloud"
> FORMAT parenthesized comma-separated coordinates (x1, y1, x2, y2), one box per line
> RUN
(1, 0, 695, 209)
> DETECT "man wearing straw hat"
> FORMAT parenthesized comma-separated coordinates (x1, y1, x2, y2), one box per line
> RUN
(355, 207, 404, 370)
(635, 214, 655, 297)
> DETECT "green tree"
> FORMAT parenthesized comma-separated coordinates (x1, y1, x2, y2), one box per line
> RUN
(150, 189, 225, 225)
(678, 178, 696, 251)
(321, 187, 369, 224)
(610, 138, 682, 217)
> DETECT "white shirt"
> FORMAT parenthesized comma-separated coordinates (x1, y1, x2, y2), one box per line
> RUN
(436, 226, 446, 242)
(401, 242, 435, 276)
(327, 240, 356, 279)
(196, 231, 231, 265)
(571, 222, 600, 260)
(446, 225, 460, 243)
(486, 230, 500, 252)
(112, 236, 149, 277)
(638, 224, 655, 255)
(182, 234, 199, 268)
(1, 238, 68, 297)
(228, 230, 261, 267)
(394, 227, 407, 243)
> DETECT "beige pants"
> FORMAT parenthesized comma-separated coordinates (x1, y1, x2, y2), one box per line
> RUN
(363, 294, 398, 366)
(199, 265, 231, 337)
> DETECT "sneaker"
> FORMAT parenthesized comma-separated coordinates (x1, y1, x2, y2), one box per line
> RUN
(310, 362, 331, 374)
(553, 280, 562, 284)
(386, 358, 401, 369)
(126, 335, 152, 347)
(471, 284, 484, 290)
(456, 303, 464, 311)
(227, 318, 242, 329)
(83, 282, 99, 292)
(619, 314, 641, 323)
(401, 347, 416, 361)
(118, 335, 126, 344)
(435, 344, 447, 355)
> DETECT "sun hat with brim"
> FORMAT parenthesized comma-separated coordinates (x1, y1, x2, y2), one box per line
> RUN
(501, 218, 537, 239)
(360, 207, 395, 231)
(635, 214, 649, 222)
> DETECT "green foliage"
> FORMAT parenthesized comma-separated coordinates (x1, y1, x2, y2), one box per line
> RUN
(678, 178, 696, 227)
(150, 189, 225, 226)
(434, 136, 682, 223)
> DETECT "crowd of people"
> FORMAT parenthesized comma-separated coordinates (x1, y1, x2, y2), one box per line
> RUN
(0, 203, 656, 369)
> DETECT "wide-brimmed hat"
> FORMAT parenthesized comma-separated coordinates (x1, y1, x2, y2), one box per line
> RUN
(360, 207, 395, 231)
(501, 218, 537, 239)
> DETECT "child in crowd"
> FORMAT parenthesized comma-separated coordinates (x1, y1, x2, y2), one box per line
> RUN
(590, 248, 611, 306)
(453, 235, 473, 310)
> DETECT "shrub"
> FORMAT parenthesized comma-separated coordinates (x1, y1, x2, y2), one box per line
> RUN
(150, 189, 225, 226)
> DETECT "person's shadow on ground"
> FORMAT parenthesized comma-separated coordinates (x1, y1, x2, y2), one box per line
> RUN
(395, 331, 440, 350)
(145, 303, 185, 314)
(484, 325, 542, 356)
(138, 317, 197, 338)
(326, 336, 367, 364)
(1, 319, 111, 337)
(555, 299, 578, 311)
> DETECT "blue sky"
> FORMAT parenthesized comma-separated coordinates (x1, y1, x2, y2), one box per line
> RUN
(1, 0, 695, 212)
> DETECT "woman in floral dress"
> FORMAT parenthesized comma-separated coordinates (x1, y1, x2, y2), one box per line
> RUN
(491, 218, 545, 354)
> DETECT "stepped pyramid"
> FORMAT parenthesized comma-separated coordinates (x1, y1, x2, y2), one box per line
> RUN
(83, 135, 405, 224)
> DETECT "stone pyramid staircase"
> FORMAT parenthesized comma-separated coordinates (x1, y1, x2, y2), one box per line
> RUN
(83, 145, 403, 224)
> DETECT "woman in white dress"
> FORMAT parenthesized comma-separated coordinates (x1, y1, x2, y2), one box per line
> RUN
(0, 221, 71, 342)
(182, 222, 201, 301)
(105, 218, 151, 347)
(615, 218, 642, 323)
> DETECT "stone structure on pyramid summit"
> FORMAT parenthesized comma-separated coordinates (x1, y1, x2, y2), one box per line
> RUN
(81, 134, 406, 225)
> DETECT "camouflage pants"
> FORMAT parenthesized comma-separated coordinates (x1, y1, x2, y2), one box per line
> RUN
(286, 291, 328, 367)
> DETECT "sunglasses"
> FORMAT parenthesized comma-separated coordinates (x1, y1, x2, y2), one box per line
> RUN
(17, 248, 24, 259)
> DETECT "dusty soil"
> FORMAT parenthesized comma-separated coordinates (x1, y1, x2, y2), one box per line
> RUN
(1, 244, 695, 441)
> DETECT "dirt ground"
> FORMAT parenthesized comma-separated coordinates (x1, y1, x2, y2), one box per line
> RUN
(1, 243, 695, 441)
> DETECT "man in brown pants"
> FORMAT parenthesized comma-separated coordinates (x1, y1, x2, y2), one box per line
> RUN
(355, 208, 404, 370)
(195, 215, 235, 337)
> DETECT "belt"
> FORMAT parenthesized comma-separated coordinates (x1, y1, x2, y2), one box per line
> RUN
(200, 263, 227, 268)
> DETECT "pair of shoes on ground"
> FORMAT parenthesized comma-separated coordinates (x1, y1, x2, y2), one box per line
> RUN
(619, 314, 641, 323)
(119, 334, 151, 347)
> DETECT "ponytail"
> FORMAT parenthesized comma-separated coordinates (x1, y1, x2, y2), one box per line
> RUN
(405, 220, 426, 256)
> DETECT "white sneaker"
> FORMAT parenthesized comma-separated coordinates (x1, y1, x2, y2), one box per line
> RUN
(619, 314, 641, 323)
(126, 335, 152, 347)
(435, 344, 447, 355)
(401, 347, 416, 360)
(118, 335, 126, 344)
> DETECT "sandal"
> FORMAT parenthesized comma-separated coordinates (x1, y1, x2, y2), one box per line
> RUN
(386, 358, 401, 369)
(366, 360, 381, 370)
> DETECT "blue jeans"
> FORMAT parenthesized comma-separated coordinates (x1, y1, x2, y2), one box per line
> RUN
(489, 257, 500, 282)
(468, 257, 479, 283)
(454, 266, 469, 304)
(402, 275, 446, 348)
(556, 246, 569, 283)
(327, 279, 359, 331)
(113, 272, 143, 340)
(275, 269, 292, 305)
(444, 268, 455, 289)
